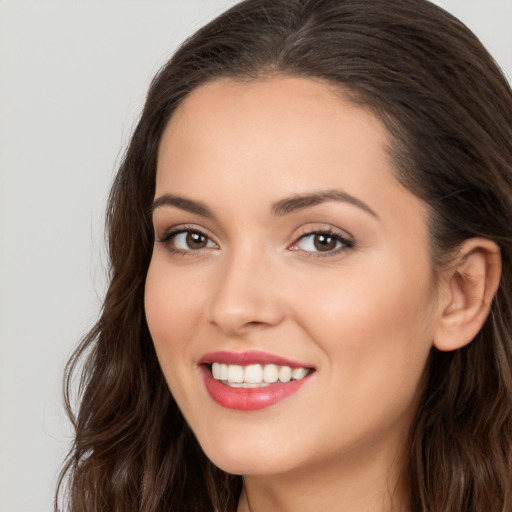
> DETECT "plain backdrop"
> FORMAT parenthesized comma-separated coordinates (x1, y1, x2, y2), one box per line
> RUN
(0, 1, 510, 511)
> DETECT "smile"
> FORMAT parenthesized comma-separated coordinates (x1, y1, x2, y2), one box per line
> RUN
(211, 362, 310, 387)
(199, 351, 315, 410)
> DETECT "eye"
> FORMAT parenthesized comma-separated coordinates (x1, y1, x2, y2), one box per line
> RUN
(158, 228, 218, 253)
(290, 230, 353, 256)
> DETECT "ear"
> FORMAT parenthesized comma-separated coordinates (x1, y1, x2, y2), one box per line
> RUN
(433, 238, 501, 352)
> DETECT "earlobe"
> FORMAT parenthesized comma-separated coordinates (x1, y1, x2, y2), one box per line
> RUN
(433, 238, 501, 352)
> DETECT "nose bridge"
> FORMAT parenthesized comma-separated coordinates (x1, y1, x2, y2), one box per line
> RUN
(207, 242, 284, 334)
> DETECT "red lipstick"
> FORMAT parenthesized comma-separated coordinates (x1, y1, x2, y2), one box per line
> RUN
(199, 350, 311, 367)
(198, 351, 314, 411)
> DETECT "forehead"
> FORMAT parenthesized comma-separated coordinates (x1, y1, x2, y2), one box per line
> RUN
(162, 76, 390, 147)
(157, 76, 396, 195)
(155, 75, 430, 265)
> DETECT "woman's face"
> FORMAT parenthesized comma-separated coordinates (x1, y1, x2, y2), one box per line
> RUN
(145, 77, 442, 478)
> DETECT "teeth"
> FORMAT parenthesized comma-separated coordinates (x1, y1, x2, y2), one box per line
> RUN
(227, 364, 244, 383)
(219, 363, 228, 381)
(210, 362, 310, 387)
(245, 364, 263, 384)
(279, 366, 292, 383)
(263, 364, 279, 383)
(292, 367, 308, 380)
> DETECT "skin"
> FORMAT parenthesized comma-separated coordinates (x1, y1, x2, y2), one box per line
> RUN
(144, 76, 496, 511)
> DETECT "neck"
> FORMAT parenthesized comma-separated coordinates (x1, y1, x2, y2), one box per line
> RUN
(237, 437, 410, 512)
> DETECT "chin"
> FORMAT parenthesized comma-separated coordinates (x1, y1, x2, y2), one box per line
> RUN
(194, 426, 300, 476)
(205, 451, 294, 477)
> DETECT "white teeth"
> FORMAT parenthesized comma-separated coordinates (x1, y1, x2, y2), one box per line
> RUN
(212, 362, 221, 379)
(263, 364, 279, 383)
(244, 364, 263, 384)
(226, 382, 265, 388)
(292, 367, 308, 380)
(219, 363, 228, 381)
(227, 364, 244, 383)
(279, 366, 292, 383)
(210, 362, 310, 386)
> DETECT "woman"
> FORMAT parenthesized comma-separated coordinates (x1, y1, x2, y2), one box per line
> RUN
(57, 0, 512, 510)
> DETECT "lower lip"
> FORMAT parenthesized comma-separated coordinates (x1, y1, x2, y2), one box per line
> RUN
(201, 366, 311, 411)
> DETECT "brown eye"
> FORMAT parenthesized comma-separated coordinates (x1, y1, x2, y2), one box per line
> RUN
(186, 231, 208, 249)
(313, 233, 338, 252)
(293, 230, 352, 256)
(160, 229, 217, 252)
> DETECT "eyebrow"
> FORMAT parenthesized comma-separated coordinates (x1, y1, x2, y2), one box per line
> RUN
(150, 189, 377, 218)
(150, 193, 214, 218)
(271, 189, 377, 218)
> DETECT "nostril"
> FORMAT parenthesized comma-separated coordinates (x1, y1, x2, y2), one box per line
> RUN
(207, 273, 286, 334)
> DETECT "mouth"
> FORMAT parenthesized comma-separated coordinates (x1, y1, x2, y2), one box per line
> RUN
(198, 351, 315, 410)
(209, 362, 311, 388)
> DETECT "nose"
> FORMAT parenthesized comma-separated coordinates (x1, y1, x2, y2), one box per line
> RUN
(207, 249, 286, 336)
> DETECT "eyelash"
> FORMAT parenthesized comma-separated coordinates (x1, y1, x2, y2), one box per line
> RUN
(157, 226, 354, 259)
(157, 225, 217, 257)
(292, 228, 354, 258)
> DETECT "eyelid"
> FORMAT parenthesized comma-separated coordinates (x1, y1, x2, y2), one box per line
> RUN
(155, 223, 354, 259)
(157, 224, 219, 254)
(288, 226, 355, 258)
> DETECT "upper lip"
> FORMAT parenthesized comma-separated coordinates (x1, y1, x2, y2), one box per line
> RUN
(198, 350, 314, 369)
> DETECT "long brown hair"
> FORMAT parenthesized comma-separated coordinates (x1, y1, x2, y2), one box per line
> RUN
(56, 0, 512, 510)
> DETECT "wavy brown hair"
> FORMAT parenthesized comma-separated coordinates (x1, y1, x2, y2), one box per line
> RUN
(56, 0, 512, 510)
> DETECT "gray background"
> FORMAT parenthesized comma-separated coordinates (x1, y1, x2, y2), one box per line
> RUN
(0, 1, 510, 511)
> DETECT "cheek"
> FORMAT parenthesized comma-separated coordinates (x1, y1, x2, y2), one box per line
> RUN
(145, 259, 201, 342)
(296, 259, 434, 341)
(144, 259, 205, 395)
(293, 259, 436, 412)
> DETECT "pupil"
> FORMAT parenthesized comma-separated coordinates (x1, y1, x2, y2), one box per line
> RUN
(314, 234, 336, 251)
(186, 232, 206, 249)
